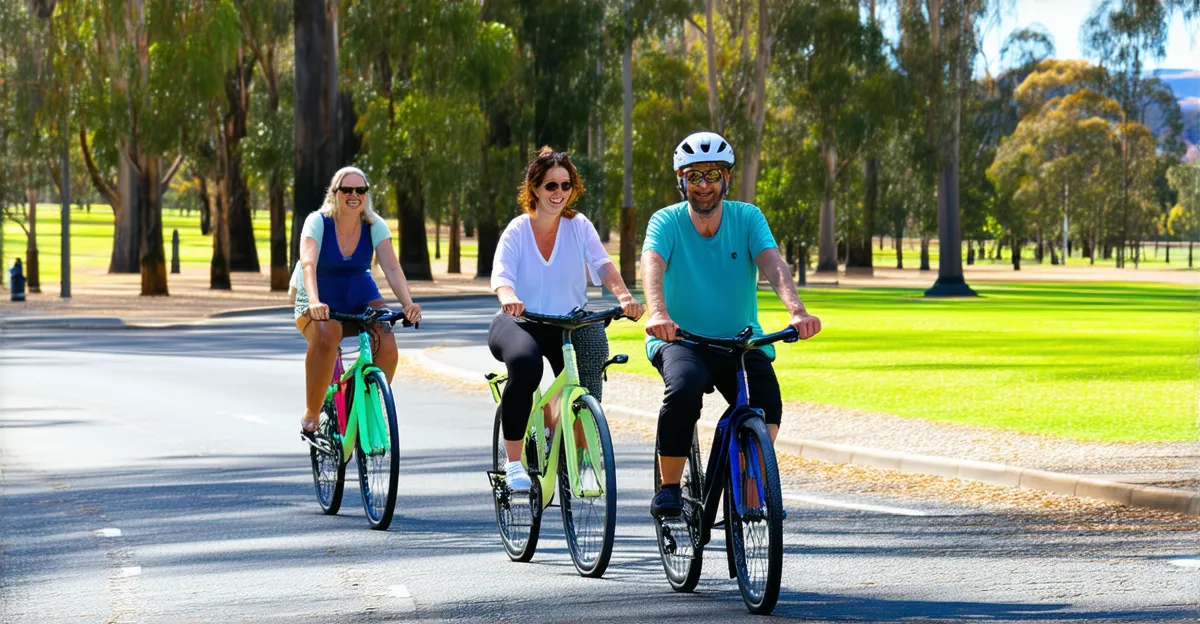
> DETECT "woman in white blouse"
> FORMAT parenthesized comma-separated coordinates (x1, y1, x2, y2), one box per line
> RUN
(490, 147, 644, 492)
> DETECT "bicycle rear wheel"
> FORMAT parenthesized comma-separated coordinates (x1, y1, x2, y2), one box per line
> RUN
(491, 405, 541, 561)
(654, 429, 704, 592)
(355, 370, 400, 530)
(726, 417, 784, 614)
(310, 400, 345, 515)
(557, 394, 616, 578)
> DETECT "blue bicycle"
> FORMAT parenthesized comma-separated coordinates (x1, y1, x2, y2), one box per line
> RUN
(652, 325, 799, 615)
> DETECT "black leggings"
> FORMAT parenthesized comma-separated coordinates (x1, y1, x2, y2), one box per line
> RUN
(652, 342, 782, 457)
(488, 314, 609, 442)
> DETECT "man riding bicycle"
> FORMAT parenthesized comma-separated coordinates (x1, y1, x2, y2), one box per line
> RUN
(642, 132, 821, 518)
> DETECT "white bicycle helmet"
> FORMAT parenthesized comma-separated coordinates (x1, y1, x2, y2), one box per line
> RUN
(672, 132, 735, 171)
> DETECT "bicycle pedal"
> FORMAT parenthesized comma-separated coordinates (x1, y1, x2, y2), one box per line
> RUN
(301, 433, 338, 456)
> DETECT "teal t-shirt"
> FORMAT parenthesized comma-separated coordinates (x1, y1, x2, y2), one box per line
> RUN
(643, 200, 778, 360)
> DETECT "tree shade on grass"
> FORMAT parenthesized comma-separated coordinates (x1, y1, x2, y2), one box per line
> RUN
(606, 282, 1199, 442)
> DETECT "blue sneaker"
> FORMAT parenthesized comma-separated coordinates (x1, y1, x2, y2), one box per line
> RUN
(651, 484, 683, 518)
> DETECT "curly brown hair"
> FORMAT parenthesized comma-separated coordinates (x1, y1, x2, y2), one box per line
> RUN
(517, 146, 585, 217)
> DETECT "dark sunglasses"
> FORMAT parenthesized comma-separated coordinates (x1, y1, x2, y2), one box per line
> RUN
(338, 186, 369, 196)
(682, 169, 724, 184)
(542, 181, 572, 193)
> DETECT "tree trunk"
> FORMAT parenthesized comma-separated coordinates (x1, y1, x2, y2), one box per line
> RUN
(737, 0, 770, 204)
(211, 177, 231, 290)
(1049, 240, 1059, 265)
(394, 174, 433, 281)
(448, 190, 461, 274)
(109, 153, 141, 273)
(1010, 231, 1021, 271)
(620, 11, 636, 285)
(846, 158, 877, 274)
(137, 156, 168, 296)
(268, 172, 288, 290)
(919, 235, 930, 271)
(966, 239, 975, 265)
(464, 219, 474, 238)
(198, 176, 213, 235)
(1189, 240, 1193, 268)
(434, 215, 441, 260)
(796, 242, 807, 286)
(894, 220, 904, 269)
(816, 137, 837, 273)
(25, 189, 40, 293)
(292, 0, 334, 271)
(225, 50, 259, 272)
(703, 0, 720, 132)
(1165, 242, 1170, 264)
(1034, 230, 1044, 263)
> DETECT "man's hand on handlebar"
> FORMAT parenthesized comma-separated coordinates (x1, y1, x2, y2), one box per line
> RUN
(644, 311, 678, 342)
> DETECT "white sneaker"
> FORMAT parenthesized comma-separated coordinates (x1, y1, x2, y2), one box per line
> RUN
(505, 461, 532, 492)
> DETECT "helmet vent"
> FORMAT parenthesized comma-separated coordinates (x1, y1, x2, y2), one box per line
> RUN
(682, 143, 695, 155)
(718, 141, 728, 153)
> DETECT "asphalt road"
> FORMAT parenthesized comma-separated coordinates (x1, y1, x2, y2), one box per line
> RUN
(2, 297, 1198, 623)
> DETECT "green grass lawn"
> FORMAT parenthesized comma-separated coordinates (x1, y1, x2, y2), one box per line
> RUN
(608, 281, 1200, 442)
(2, 204, 288, 283)
(868, 239, 1197, 270)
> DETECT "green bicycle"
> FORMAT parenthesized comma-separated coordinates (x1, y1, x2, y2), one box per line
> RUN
(302, 308, 416, 531)
(485, 306, 630, 577)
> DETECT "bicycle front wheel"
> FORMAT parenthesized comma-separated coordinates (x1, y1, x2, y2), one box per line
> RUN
(726, 417, 784, 614)
(654, 429, 704, 593)
(491, 405, 541, 561)
(310, 400, 345, 515)
(557, 394, 616, 578)
(355, 370, 400, 530)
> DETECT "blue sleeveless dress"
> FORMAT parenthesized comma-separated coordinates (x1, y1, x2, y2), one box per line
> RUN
(315, 214, 382, 314)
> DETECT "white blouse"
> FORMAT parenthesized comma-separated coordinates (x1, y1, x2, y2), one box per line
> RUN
(491, 213, 614, 316)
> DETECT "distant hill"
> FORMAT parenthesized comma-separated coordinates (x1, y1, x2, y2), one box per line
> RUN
(1151, 69, 1199, 157)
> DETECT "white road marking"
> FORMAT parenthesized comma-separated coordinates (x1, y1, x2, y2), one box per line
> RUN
(783, 492, 928, 516)
(117, 566, 141, 578)
(230, 413, 271, 425)
(1167, 558, 1200, 568)
(387, 584, 412, 598)
(94, 528, 122, 537)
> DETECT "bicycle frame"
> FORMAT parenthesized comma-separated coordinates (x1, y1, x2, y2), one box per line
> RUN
(325, 330, 389, 463)
(486, 333, 606, 509)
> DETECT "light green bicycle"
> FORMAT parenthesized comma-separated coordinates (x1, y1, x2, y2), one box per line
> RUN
(485, 306, 630, 577)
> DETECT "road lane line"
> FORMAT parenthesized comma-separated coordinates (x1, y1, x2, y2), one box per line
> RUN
(117, 566, 141, 578)
(783, 492, 928, 516)
(94, 528, 122, 537)
(1167, 558, 1200, 568)
(387, 585, 412, 598)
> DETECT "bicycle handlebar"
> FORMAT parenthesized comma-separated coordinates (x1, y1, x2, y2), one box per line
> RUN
(328, 308, 418, 329)
(519, 305, 628, 329)
(674, 325, 799, 351)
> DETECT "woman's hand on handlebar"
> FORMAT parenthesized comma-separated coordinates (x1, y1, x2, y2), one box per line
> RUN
(619, 296, 644, 322)
(307, 302, 329, 321)
(498, 290, 524, 317)
(402, 302, 422, 324)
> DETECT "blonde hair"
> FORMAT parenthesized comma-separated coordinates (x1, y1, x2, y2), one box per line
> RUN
(319, 166, 381, 224)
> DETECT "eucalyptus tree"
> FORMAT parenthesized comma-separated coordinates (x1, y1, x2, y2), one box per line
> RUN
(775, 0, 888, 274)
(1166, 163, 1199, 266)
(71, 0, 240, 294)
(238, 0, 291, 290)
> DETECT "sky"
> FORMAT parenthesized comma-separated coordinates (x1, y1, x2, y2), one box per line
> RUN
(977, 0, 1199, 75)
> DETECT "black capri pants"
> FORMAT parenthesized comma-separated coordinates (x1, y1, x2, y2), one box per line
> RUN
(488, 314, 609, 442)
(651, 341, 782, 457)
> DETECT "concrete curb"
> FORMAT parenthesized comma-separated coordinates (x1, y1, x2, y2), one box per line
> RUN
(0, 316, 126, 330)
(406, 349, 1200, 517)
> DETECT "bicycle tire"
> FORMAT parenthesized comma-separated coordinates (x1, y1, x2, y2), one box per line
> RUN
(310, 400, 346, 515)
(726, 417, 784, 614)
(654, 429, 704, 592)
(491, 405, 541, 562)
(355, 370, 400, 530)
(557, 394, 617, 578)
